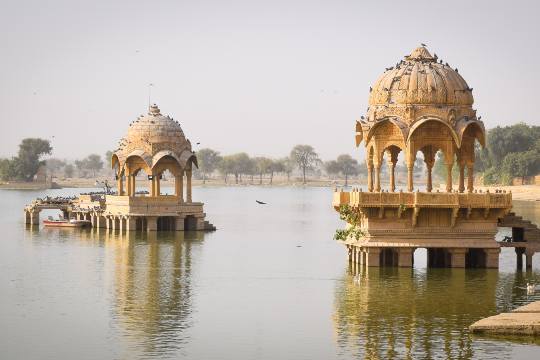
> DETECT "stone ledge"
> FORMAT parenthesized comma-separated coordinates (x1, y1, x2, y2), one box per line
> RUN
(470, 301, 540, 336)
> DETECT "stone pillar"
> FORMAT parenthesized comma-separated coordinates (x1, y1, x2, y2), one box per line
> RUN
(126, 217, 136, 231)
(147, 216, 157, 231)
(186, 170, 192, 203)
(105, 216, 110, 230)
(367, 164, 373, 192)
(179, 172, 184, 203)
(467, 164, 474, 193)
(525, 249, 534, 270)
(446, 163, 453, 192)
(516, 247, 524, 270)
(90, 214, 95, 227)
(150, 177, 155, 197)
(155, 175, 161, 196)
(119, 218, 124, 233)
(117, 176, 124, 196)
(486, 248, 500, 269)
(450, 248, 466, 268)
(353, 247, 359, 264)
(458, 164, 465, 193)
(132, 175, 137, 196)
(366, 248, 381, 267)
(407, 165, 414, 192)
(27, 211, 39, 225)
(426, 165, 433, 192)
(111, 217, 117, 231)
(388, 162, 396, 192)
(398, 248, 414, 267)
(175, 216, 185, 231)
(126, 175, 131, 196)
(374, 164, 381, 192)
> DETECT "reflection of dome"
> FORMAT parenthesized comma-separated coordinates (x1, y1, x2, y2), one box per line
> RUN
(368, 46, 473, 107)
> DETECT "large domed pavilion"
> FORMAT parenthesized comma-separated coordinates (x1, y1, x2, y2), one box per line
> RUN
(333, 46, 512, 269)
(355, 46, 485, 193)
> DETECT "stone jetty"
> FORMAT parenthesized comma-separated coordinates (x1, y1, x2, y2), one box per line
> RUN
(470, 301, 540, 336)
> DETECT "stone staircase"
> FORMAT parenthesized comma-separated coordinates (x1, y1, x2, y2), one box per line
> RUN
(498, 212, 540, 249)
(203, 220, 216, 231)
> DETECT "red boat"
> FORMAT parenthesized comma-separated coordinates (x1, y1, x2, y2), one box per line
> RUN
(43, 218, 91, 228)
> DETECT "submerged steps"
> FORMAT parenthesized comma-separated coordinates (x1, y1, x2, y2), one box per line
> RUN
(469, 301, 540, 336)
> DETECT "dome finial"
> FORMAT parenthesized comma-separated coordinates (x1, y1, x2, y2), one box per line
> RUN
(148, 103, 161, 116)
(406, 45, 435, 62)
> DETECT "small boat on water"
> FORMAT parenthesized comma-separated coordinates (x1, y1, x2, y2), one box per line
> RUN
(43, 217, 91, 228)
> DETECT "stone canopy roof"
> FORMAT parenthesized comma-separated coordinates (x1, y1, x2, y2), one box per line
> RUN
(368, 46, 474, 108)
(112, 104, 196, 171)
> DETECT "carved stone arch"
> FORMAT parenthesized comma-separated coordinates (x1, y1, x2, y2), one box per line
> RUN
(365, 117, 408, 146)
(407, 117, 461, 149)
(178, 150, 198, 169)
(456, 119, 486, 148)
(111, 153, 120, 171)
(152, 155, 182, 177)
(125, 153, 152, 176)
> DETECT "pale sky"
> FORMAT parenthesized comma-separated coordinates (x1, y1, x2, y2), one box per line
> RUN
(1, 0, 539, 162)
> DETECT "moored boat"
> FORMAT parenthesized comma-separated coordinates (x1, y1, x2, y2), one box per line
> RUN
(43, 218, 91, 228)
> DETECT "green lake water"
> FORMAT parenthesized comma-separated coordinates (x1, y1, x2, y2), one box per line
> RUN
(1, 187, 539, 359)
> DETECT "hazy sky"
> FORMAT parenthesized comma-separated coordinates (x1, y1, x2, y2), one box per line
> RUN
(1, 0, 539, 161)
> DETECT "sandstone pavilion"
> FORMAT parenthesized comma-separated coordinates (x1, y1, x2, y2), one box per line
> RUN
(333, 46, 516, 268)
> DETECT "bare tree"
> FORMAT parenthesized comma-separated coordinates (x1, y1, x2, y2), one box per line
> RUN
(290, 145, 320, 184)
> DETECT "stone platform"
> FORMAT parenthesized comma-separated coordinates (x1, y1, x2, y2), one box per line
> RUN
(469, 301, 540, 336)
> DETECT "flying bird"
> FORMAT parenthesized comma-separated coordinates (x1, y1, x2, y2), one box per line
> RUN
(421, 43, 427, 47)
(256, 200, 267, 205)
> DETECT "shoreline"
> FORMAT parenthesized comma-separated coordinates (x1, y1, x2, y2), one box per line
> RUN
(3, 179, 540, 202)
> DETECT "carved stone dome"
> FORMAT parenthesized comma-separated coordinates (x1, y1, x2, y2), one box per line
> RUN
(112, 104, 195, 172)
(368, 46, 473, 107)
(124, 103, 189, 148)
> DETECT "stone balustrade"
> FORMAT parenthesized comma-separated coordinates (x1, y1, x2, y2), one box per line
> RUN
(333, 189, 512, 210)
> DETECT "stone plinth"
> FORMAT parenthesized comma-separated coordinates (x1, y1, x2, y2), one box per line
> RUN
(335, 190, 512, 268)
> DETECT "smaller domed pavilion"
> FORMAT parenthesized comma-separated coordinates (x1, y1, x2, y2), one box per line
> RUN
(112, 103, 195, 201)
(102, 104, 214, 231)
(24, 104, 215, 232)
(333, 46, 512, 269)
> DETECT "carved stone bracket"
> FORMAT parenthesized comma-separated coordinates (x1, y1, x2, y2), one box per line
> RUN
(412, 207, 420, 227)
(451, 207, 459, 227)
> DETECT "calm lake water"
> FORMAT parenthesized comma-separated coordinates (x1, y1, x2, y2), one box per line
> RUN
(1, 187, 540, 359)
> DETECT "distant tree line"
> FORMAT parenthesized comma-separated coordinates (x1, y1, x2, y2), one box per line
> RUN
(0, 138, 108, 182)
(197, 145, 365, 185)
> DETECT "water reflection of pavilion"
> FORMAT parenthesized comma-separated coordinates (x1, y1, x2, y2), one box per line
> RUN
(103, 230, 204, 357)
(332, 267, 518, 359)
